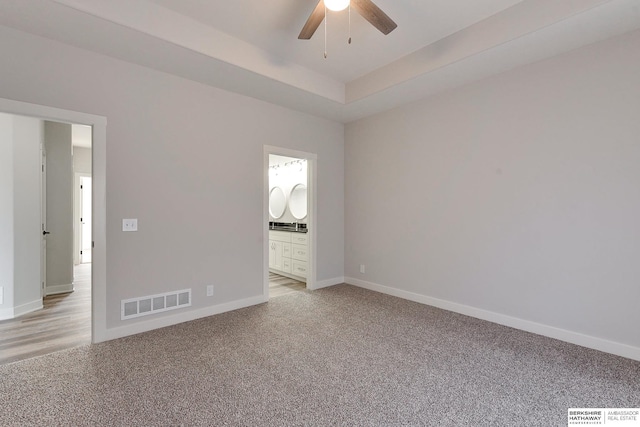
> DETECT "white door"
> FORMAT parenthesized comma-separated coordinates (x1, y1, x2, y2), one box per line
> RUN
(40, 142, 47, 297)
(80, 176, 92, 263)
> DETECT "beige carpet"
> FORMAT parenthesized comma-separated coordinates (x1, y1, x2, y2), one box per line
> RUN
(1, 284, 638, 426)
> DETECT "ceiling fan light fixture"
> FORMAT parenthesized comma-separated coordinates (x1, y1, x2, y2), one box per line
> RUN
(298, 0, 396, 40)
(324, 0, 349, 12)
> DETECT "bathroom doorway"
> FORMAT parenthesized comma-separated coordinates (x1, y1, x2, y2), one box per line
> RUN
(264, 146, 317, 299)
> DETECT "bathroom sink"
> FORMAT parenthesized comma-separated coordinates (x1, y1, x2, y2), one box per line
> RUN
(269, 225, 307, 233)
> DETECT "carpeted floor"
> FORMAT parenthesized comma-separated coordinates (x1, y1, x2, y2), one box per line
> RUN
(1, 284, 638, 426)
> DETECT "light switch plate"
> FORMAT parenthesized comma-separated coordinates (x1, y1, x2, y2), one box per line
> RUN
(122, 218, 138, 232)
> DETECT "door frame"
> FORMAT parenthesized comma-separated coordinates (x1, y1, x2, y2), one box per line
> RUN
(0, 97, 108, 343)
(263, 145, 318, 298)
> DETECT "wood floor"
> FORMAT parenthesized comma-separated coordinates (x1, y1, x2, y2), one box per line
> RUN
(0, 263, 91, 365)
(269, 272, 307, 298)
(0, 267, 305, 365)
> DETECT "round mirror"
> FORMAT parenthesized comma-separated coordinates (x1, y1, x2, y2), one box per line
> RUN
(269, 186, 286, 219)
(289, 183, 307, 220)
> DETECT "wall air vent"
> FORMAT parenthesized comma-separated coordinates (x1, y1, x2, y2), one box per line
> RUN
(121, 289, 191, 320)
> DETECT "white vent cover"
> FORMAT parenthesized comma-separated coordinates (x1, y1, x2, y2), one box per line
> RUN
(121, 289, 191, 320)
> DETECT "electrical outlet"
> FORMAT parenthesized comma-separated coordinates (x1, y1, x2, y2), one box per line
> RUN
(206, 285, 214, 297)
(122, 218, 138, 232)
(359, 264, 365, 274)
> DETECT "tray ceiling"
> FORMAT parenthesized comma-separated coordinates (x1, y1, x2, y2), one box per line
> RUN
(0, 0, 639, 122)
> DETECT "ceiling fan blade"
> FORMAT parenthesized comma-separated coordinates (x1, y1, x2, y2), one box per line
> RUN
(351, 0, 397, 35)
(298, 0, 325, 40)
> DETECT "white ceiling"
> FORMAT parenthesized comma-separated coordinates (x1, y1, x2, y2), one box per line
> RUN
(147, 0, 524, 83)
(1, 0, 639, 123)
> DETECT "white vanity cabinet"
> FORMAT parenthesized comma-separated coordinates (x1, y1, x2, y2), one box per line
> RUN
(268, 231, 291, 273)
(269, 230, 307, 280)
(268, 240, 288, 272)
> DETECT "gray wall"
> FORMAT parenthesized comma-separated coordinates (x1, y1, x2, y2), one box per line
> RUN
(44, 121, 74, 292)
(73, 146, 92, 174)
(345, 29, 640, 350)
(0, 24, 344, 330)
(0, 114, 14, 312)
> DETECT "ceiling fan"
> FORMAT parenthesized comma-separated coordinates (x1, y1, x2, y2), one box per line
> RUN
(298, 0, 397, 40)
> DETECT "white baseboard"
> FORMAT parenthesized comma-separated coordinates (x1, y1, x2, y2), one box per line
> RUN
(312, 276, 344, 290)
(345, 277, 640, 362)
(0, 308, 12, 321)
(15, 299, 43, 317)
(104, 294, 266, 342)
(46, 283, 73, 295)
(104, 276, 345, 342)
(0, 298, 43, 320)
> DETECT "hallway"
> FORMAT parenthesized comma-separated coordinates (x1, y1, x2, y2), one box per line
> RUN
(0, 264, 91, 365)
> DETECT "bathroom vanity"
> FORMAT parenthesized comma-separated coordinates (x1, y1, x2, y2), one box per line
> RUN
(267, 156, 308, 282)
(269, 225, 308, 281)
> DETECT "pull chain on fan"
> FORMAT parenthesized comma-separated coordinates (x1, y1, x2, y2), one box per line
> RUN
(324, 6, 327, 58)
(348, 3, 352, 45)
(323, 1, 357, 58)
(323, 2, 351, 59)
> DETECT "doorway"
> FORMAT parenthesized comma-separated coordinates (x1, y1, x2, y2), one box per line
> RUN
(80, 176, 92, 264)
(264, 146, 317, 299)
(41, 122, 92, 296)
(0, 97, 107, 352)
(0, 115, 94, 364)
(72, 124, 93, 269)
